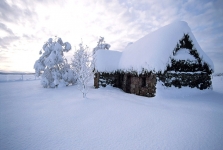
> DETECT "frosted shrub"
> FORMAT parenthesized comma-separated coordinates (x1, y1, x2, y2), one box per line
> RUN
(34, 37, 76, 88)
(93, 37, 110, 54)
(72, 43, 94, 98)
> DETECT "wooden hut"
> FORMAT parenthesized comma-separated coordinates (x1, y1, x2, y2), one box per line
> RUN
(94, 21, 214, 97)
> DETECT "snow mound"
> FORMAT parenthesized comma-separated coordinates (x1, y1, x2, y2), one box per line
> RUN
(172, 48, 197, 61)
(95, 50, 122, 73)
(119, 21, 214, 73)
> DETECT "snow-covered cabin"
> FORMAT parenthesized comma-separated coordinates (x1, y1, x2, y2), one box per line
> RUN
(94, 21, 214, 97)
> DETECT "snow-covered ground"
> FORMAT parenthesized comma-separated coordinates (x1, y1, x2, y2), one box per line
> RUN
(0, 76, 223, 150)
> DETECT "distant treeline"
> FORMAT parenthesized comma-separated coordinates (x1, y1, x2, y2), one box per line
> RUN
(213, 73, 223, 76)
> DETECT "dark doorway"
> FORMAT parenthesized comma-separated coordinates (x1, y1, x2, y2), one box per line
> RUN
(126, 75, 131, 93)
(119, 74, 124, 88)
(142, 77, 146, 87)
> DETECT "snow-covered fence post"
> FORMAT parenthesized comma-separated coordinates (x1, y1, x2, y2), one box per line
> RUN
(72, 43, 94, 98)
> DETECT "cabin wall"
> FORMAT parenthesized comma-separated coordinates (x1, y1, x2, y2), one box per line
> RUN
(157, 33, 213, 90)
(159, 58, 213, 89)
(94, 72, 157, 97)
(157, 72, 212, 89)
(94, 72, 119, 88)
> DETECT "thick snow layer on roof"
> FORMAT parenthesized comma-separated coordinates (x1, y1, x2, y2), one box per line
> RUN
(119, 21, 214, 73)
(172, 48, 197, 61)
(95, 50, 122, 73)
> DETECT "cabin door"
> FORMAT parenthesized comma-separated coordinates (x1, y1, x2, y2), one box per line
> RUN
(126, 75, 131, 93)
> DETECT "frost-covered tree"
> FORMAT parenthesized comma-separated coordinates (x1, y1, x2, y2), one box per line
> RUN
(34, 37, 76, 88)
(93, 37, 110, 54)
(92, 37, 111, 72)
(72, 43, 94, 98)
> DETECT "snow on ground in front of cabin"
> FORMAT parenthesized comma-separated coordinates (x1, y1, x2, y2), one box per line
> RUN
(0, 76, 223, 150)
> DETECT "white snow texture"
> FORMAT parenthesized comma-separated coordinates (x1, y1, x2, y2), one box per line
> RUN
(72, 43, 94, 98)
(95, 21, 214, 73)
(0, 75, 223, 150)
(95, 50, 122, 72)
(34, 37, 75, 88)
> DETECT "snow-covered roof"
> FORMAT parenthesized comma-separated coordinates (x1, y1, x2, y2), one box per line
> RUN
(119, 21, 214, 73)
(95, 50, 122, 73)
(95, 21, 214, 73)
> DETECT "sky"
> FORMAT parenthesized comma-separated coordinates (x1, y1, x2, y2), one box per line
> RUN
(0, 0, 222, 73)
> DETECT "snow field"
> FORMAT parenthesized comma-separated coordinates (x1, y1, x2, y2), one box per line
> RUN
(0, 76, 223, 150)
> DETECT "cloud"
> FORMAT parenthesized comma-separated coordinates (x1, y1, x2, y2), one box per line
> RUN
(0, 36, 20, 49)
(0, 0, 37, 23)
(0, 23, 14, 35)
(0, 0, 222, 72)
(0, 0, 39, 52)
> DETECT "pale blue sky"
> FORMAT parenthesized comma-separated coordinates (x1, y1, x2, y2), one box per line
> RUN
(0, 0, 222, 73)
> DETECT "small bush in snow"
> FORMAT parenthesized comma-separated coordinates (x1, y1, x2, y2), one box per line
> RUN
(34, 37, 76, 88)
(72, 43, 94, 98)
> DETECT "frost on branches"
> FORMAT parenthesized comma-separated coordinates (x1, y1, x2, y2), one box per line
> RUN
(72, 43, 94, 98)
(93, 37, 110, 54)
(34, 37, 76, 88)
